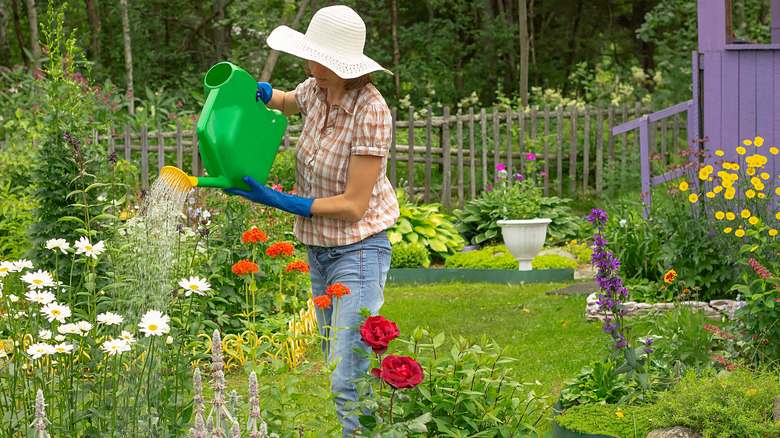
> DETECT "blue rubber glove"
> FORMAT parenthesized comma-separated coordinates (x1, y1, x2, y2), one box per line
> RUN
(224, 176, 313, 218)
(256, 82, 273, 104)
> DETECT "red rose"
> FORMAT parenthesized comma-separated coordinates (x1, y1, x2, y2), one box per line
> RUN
(360, 315, 400, 355)
(370, 355, 424, 389)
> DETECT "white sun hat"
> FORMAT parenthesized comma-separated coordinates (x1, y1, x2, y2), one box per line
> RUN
(266, 5, 392, 79)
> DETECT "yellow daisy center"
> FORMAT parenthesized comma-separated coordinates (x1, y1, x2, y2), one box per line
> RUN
(85, 246, 93, 251)
(149, 324, 158, 331)
(33, 279, 42, 284)
(190, 285, 199, 290)
(52, 310, 61, 316)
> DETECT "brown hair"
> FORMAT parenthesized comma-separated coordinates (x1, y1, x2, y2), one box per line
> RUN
(343, 73, 373, 91)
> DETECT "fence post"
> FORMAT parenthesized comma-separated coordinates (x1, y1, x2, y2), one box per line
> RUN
(407, 106, 415, 202)
(620, 104, 628, 192)
(569, 105, 578, 198)
(441, 106, 451, 209)
(556, 106, 564, 197)
(141, 125, 149, 190)
(456, 108, 464, 209)
(424, 105, 433, 203)
(191, 129, 200, 178)
(176, 120, 183, 170)
(607, 105, 616, 196)
(390, 108, 397, 189)
(583, 104, 591, 197)
(506, 107, 513, 174)
(543, 105, 550, 196)
(481, 108, 488, 189)
(469, 107, 476, 200)
(493, 106, 500, 181)
(157, 122, 165, 173)
(596, 105, 604, 197)
(518, 108, 525, 175)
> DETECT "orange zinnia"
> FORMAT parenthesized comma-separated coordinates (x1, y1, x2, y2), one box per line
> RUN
(242, 228, 267, 244)
(266, 242, 295, 258)
(285, 260, 310, 274)
(326, 283, 351, 299)
(313, 295, 332, 309)
(663, 269, 677, 284)
(232, 259, 259, 276)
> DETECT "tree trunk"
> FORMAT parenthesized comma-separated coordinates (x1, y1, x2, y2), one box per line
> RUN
(390, 0, 401, 100)
(518, 0, 529, 106)
(260, 0, 310, 82)
(0, 0, 11, 66)
(560, 0, 583, 96)
(10, 0, 28, 67)
(119, 0, 134, 115)
(480, 0, 498, 102)
(84, 0, 101, 63)
(21, 0, 39, 68)
(496, 0, 517, 97)
(213, 0, 229, 62)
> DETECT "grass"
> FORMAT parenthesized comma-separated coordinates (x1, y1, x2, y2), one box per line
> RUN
(215, 280, 607, 437)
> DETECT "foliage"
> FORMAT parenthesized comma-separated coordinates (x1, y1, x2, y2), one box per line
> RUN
(651, 367, 780, 438)
(555, 401, 655, 438)
(266, 148, 296, 191)
(559, 360, 639, 407)
(387, 189, 466, 261)
(390, 242, 431, 269)
(0, 183, 36, 259)
(647, 306, 720, 372)
(452, 187, 504, 246)
(560, 240, 593, 265)
(349, 325, 550, 438)
(538, 197, 583, 244)
(731, 258, 780, 361)
(532, 254, 577, 270)
(444, 245, 517, 269)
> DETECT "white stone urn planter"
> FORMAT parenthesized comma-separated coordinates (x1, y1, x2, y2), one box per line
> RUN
(497, 218, 552, 271)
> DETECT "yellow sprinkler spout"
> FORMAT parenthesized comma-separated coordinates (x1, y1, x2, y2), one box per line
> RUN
(159, 166, 199, 192)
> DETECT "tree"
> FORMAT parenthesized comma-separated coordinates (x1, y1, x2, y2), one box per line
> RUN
(119, 0, 134, 114)
(22, 0, 39, 69)
(260, 0, 310, 82)
(83, 0, 101, 64)
(518, 0, 529, 105)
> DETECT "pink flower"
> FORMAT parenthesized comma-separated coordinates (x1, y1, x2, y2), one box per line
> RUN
(496, 163, 506, 171)
(540, 171, 548, 176)
(486, 184, 493, 191)
(514, 173, 523, 181)
(526, 153, 536, 160)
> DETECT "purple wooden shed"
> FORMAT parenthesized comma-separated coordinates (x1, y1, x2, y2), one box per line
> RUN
(615, 0, 780, 210)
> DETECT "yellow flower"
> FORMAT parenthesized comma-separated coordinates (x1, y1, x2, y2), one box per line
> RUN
(755, 136, 764, 146)
(750, 177, 760, 186)
(770, 147, 779, 155)
(706, 191, 715, 198)
(776, 187, 780, 196)
(726, 212, 736, 220)
(722, 163, 732, 171)
(770, 229, 778, 236)
(750, 246, 759, 252)
(777, 212, 780, 220)
(732, 163, 740, 171)
(615, 411, 624, 419)
(759, 193, 766, 198)
(715, 211, 725, 220)
(746, 190, 755, 198)
(761, 172, 770, 179)
(716, 150, 725, 156)
(725, 187, 736, 199)
(689, 193, 699, 203)
(741, 209, 751, 218)
(749, 216, 759, 225)
(714, 185, 723, 193)
(746, 167, 756, 176)
(735, 229, 745, 237)
(743, 139, 753, 146)
(724, 227, 733, 233)
(679, 181, 689, 191)
(699, 165, 713, 180)
(755, 182, 765, 191)
(736, 146, 747, 155)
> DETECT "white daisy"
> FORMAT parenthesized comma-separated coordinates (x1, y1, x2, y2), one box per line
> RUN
(45, 238, 71, 254)
(25, 290, 56, 305)
(41, 302, 71, 323)
(53, 343, 74, 354)
(38, 329, 52, 341)
(76, 321, 94, 334)
(12, 259, 34, 271)
(27, 343, 56, 360)
(100, 338, 131, 356)
(58, 323, 82, 336)
(21, 270, 56, 290)
(120, 330, 137, 345)
(178, 276, 212, 297)
(0, 261, 14, 277)
(74, 237, 106, 259)
(137, 310, 171, 337)
(54, 335, 66, 342)
(96, 312, 124, 326)
(8, 294, 19, 303)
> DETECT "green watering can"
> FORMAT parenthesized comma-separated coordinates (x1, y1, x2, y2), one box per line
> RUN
(159, 61, 287, 192)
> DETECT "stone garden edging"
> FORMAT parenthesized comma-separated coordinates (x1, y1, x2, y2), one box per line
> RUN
(585, 293, 742, 321)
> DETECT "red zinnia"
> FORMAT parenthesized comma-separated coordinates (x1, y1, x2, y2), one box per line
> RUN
(326, 283, 351, 299)
(232, 259, 259, 276)
(313, 295, 332, 309)
(286, 260, 310, 274)
(266, 242, 295, 258)
(242, 228, 267, 244)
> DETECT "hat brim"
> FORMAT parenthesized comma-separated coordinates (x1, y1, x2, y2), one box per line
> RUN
(267, 26, 392, 79)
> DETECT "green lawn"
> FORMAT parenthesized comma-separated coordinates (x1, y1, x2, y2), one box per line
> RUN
(220, 280, 607, 437)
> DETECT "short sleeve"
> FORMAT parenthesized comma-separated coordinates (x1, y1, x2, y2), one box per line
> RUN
(351, 104, 392, 157)
(294, 78, 317, 117)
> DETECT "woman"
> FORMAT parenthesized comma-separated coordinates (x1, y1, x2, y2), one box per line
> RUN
(225, 5, 399, 436)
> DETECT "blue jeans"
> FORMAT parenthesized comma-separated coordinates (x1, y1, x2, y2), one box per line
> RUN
(307, 231, 391, 437)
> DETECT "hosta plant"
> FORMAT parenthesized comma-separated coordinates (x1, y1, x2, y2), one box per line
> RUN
(387, 189, 465, 260)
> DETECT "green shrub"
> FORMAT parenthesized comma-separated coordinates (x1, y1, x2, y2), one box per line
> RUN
(266, 148, 296, 191)
(531, 254, 577, 270)
(0, 183, 36, 259)
(390, 241, 431, 268)
(538, 197, 583, 244)
(387, 189, 466, 260)
(444, 245, 517, 269)
(652, 367, 780, 438)
(555, 402, 655, 438)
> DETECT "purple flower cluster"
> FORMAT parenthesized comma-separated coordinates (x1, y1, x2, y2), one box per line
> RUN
(587, 209, 630, 350)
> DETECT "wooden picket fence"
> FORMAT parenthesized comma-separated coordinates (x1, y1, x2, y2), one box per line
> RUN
(1, 103, 691, 210)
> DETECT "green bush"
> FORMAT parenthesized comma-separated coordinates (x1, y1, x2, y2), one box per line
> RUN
(444, 245, 517, 269)
(266, 148, 296, 191)
(390, 241, 431, 268)
(531, 254, 577, 270)
(538, 197, 583, 244)
(0, 183, 36, 259)
(387, 189, 466, 260)
(652, 367, 780, 438)
(555, 402, 655, 438)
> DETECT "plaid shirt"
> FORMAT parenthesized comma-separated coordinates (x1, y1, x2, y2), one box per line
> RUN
(292, 78, 399, 247)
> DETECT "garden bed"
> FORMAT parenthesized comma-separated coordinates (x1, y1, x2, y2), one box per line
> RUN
(386, 267, 574, 285)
